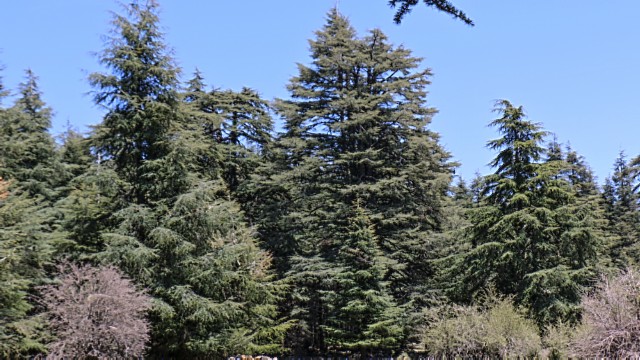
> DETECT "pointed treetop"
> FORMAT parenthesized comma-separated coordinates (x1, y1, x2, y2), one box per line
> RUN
(17, 70, 47, 114)
(311, 8, 357, 53)
(546, 135, 563, 162)
(487, 100, 548, 177)
(186, 68, 207, 93)
(91, 0, 179, 109)
(0, 64, 9, 104)
(15, 69, 52, 133)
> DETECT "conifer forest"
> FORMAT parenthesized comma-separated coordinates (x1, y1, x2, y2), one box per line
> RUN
(3, 1, 640, 359)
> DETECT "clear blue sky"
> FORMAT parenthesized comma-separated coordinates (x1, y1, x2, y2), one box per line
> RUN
(1, 0, 638, 183)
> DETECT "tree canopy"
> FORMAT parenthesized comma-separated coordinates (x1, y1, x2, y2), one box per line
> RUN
(1, 1, 638, 358)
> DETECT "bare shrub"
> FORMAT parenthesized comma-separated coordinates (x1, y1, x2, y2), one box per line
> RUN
(40, 262, 151, 359)
(571, 267, 640, 358)
(0, 177, 10, 200)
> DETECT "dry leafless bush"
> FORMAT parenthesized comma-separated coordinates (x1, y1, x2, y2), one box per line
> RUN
(571, 267, 640, 358)
(40, 262, 151, 359)
(0, 177, 10, 200)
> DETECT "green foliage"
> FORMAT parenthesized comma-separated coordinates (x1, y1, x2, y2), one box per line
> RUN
(602, 152, 640, 267)
(388, 0, 473, 25)
(420, 294, 541, 358)
(453, 101, 600, 327)
(81, 2, 286, 357)
(1, 1, 635, 357)
(542, 321, 574, 359)
(324, 202, 403, 353)
(253, 9, 453, 352)
(101, 181, 286, 357)
(182, 71, 274, 192)
(0, 66, 8, 104)
(58, 128, 92, 180)
(0, 70, 62, 356)
(0, 190, 43, 356)
(0, 70, 59, 197)
(89, 0, 182, 204)
(57, 163, 122, 256)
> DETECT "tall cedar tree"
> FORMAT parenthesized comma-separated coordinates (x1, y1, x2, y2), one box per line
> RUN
(0, 70, 61, 355)
(52, 128, 102, 255)
(86, 1, 284, 356)
(181, 71, 273, 192)
(259, 10, 453, 353)
(454, 101, 600, 326)
(602, 152, 640, 267)
(89, 0, 183, 204)
(324, 201, 403, 352)
(561, 145, 609, 271)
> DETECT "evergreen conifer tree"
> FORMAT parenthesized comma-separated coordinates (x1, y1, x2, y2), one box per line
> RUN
(454, 101, 599, 326)
(181, 71, 273, 192)
(602, 152, 640, 267)
(255, 9, 453, 352)
(324, 201, 403, 353)
(564, 145, 599, 197)
(0, 70, 59, 197)
(89, 0, 183, 204)
(0, 70, 61, 355)
(561, 145, 609, 270)
(58, 129, 92, 181)
(388, 0, 473, 24)
(82, 1, 285, 356)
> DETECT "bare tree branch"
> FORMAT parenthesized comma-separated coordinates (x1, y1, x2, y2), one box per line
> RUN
(40, 262, 152, 359)
(388, 0, 474, 25)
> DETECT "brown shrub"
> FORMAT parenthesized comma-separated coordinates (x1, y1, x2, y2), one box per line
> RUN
(0, 176, 10, 200)
(40, 262, 151, 359)
(571, 267, 640, 358)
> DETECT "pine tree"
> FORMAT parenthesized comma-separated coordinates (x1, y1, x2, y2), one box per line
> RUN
(0, 70, 61, 355)
(56, 162, 122, 257)
(257, 9, 453, 352)
(58, 128, 92, 180)
(0, 72, 32, 355)
(180, 70, 225, 181)
(454, 101, 599, 326)
(212, 87, 273, 191)
(89, 0, 182, 204)
(83, 1, 285, 356)
(324, 201, 403, 353)
(181, 71, 273, 192)
(118, 182, 285, 357)
(0, 65, 8, 104)
(561, 145, 609, 271)
(0, 70, 59, 197)
(602, 152, 640, 267)
(565, 145, 599, 197)
(431, 178, 474, 313)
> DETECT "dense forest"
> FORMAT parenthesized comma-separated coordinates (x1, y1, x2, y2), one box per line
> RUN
(2, 1, 640, 359)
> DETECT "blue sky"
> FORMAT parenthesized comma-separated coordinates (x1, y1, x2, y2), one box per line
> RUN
(1, 1, 638, 182)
